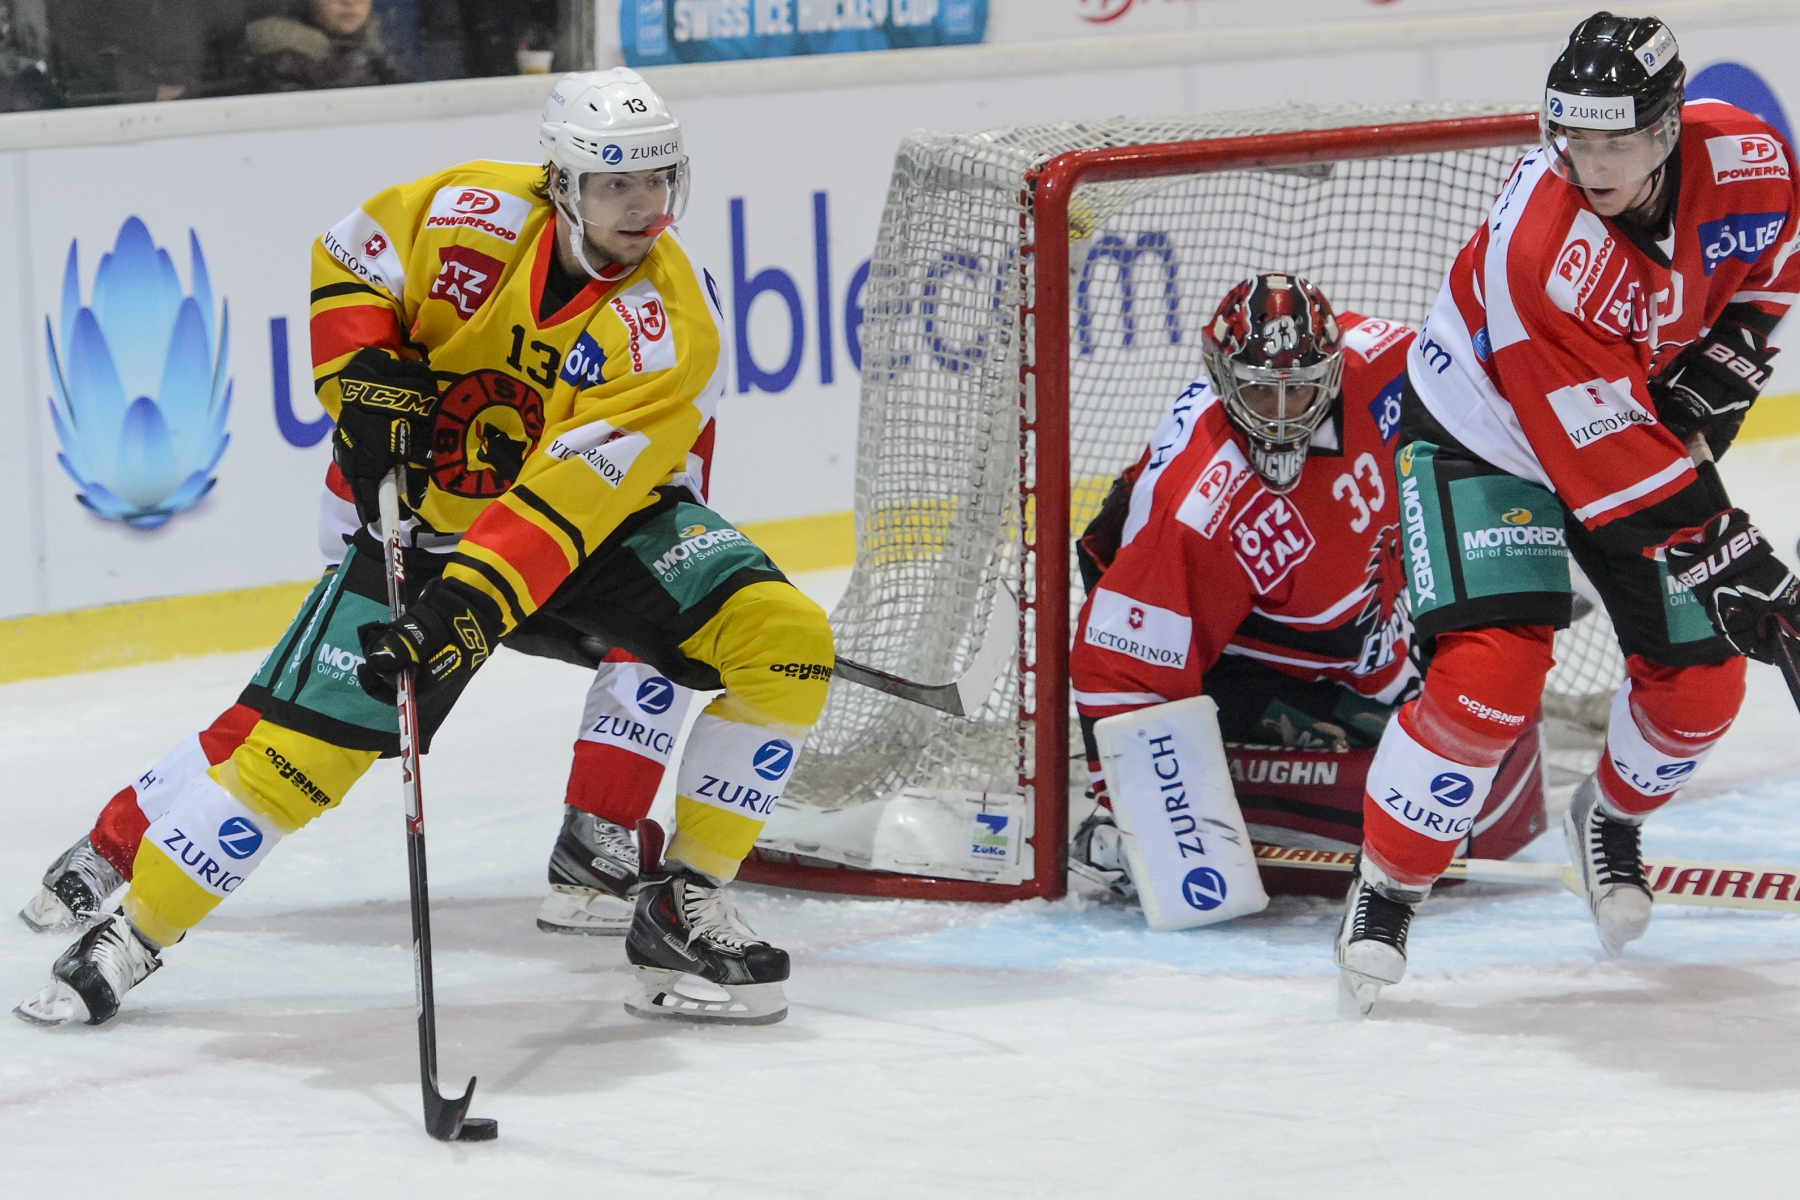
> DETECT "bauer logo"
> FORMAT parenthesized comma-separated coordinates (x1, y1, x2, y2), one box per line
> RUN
(216, 816, 264, 860)
(1708, 134, 1790, 184)
(636, 676, 676, 714)
(1699, 212, 1787, 275)
(1182, 866, 1228, 912)
(44, 217, 233, 529)
(1430, 772, 1475, 807)
(753, 739, 796, 781)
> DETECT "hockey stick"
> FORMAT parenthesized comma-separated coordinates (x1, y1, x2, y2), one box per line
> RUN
(833, 586, 1021, 718)
(378, 472, 498, 1144)
(1254, 843, 1800, 914)
(1684, 432, 1800, 713)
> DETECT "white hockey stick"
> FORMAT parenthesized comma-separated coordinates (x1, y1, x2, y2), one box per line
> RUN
(1254, 843, 1800, 915)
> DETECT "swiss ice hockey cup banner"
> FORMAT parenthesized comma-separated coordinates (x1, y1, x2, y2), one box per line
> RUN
(620, 0, 987, 66)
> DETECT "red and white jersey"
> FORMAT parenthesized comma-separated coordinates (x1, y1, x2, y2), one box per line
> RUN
(1070, 312, 1417, 720)
(1410, 101, 1800, 529)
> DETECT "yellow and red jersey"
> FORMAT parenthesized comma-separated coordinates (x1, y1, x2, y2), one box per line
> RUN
(310, 160, 726, 630)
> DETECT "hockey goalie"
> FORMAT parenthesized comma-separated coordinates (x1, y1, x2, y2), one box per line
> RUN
(1069, 273, 1545, 915)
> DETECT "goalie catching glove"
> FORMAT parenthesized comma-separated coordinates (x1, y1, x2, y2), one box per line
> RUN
(1660, 508, 1800, 664)
(356, 577, 505, 703)
(331, 348, 440, 525)
(1649, 323, 1778, 460)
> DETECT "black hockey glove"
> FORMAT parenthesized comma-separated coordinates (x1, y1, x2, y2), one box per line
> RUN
(1648, 323, 1777, 461)
(331, 348, 440, 526)
(356, 577, 506, 704)
(1660, 508, 1800, 665)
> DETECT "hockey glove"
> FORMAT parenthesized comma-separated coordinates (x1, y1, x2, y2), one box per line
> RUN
(1660, 508, 1800, 665)
(1649, 323, 1778, 461)
(331, 349, 440, 526)
(356, 577, 506, 704)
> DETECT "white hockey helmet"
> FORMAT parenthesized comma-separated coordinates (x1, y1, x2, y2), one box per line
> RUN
(539, 69, 689, 277)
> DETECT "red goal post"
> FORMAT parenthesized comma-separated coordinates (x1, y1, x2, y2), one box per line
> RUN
(742, 107, 1548, 903)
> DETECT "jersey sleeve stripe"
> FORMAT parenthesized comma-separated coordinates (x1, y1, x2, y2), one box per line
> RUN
(443, 551, 530, 628)
(1729, 290, 1799, 304)
(1569, 456, 1693, 524)
(1072, 689, 1169, 707)
(507, 484, 588, 565)
(310, 281, 388, 304)
(457, 502, 575, 610)
(309, 305, 402, 367)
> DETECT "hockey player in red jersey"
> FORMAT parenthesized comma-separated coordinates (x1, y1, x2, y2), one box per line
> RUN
(1336, 13, 1800, 1014)
(1069, 274, 1545, 901)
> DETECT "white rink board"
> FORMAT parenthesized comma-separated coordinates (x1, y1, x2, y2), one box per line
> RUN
(0, 8, 1797, 623)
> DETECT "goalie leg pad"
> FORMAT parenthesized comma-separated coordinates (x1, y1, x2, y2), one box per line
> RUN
(1093, 697, 1269, 930)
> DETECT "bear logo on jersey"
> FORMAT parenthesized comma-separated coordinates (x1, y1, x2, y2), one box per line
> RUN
(431, 370, 546, 498)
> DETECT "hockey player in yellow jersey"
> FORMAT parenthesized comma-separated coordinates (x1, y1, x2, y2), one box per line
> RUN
(15, 69, 832, 1028)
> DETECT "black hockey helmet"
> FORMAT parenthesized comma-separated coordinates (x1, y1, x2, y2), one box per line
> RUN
(1200, 273, 1343, 495)
(1541, 13, 1685, 190)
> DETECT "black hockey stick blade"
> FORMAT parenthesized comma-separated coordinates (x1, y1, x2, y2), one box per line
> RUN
(423, 1075, 497, 1142)
(834, 655, 967, 717)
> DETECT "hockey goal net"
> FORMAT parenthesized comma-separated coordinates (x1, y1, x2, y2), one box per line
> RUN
(740, 101, 1625, 901)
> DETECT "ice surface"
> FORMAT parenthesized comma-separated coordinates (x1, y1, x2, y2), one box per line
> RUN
(4, 445, 1800, 1195)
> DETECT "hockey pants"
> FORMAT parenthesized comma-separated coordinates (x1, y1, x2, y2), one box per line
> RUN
(81, 502, 832, 946)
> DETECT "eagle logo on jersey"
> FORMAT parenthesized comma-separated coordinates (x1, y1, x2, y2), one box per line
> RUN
(1352, 524, 1408, 676)
(431, 369, 546, 498)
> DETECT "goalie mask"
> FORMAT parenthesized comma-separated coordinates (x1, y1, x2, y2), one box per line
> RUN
(1201, 273, 1344, 494)
(1541, 13, 1684, 192)
(539, 68, 690, 280)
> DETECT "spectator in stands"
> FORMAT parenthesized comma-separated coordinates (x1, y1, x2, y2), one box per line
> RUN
(244, 0, 412, 92)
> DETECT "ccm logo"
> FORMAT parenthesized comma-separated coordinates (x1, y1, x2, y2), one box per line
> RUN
(451, 188, 501, 215)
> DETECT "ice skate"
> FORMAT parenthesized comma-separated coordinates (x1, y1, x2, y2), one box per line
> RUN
(1564, 774, 1653, 957)
(1334, 856, 1426, 1018)
(624, 822, 789, 1025)
(1068, 805, 1135, 899)
(19, 835, 125, 935)
(537, 805, 638, 935)
(15, 911, 163, 1027)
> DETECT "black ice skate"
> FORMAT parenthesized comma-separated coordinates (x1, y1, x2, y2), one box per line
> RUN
(1564, 774, 1653, 957)
(15, 911, 162, 1026)
(19, 835, 125, 935)
(1068, 804, 1135, 899)
(1334, 855, 1426, 1018)
(623, 821, 789, 1025)
(538, 804, 639, 936)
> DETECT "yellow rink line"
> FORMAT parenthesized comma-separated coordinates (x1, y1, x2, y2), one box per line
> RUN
(3, 398, 1798, 685)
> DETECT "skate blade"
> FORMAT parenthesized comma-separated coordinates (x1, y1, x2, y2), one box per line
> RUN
(535, 887, 631, 936)
(1594, 886, 1653, 958)
(624, 968, 788, 1026)
(13, 979, 87, 1027)
(1336, 969, 1384, 1019)
(17, 888, 81, 935)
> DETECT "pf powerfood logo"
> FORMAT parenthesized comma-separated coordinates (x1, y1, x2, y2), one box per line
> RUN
(46, 217, 232, 529)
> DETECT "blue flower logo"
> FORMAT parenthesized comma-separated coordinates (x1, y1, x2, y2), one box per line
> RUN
(46, 217, 231, 529)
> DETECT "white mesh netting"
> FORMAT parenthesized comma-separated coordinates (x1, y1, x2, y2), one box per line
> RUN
(785, 101, 1625, 817)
